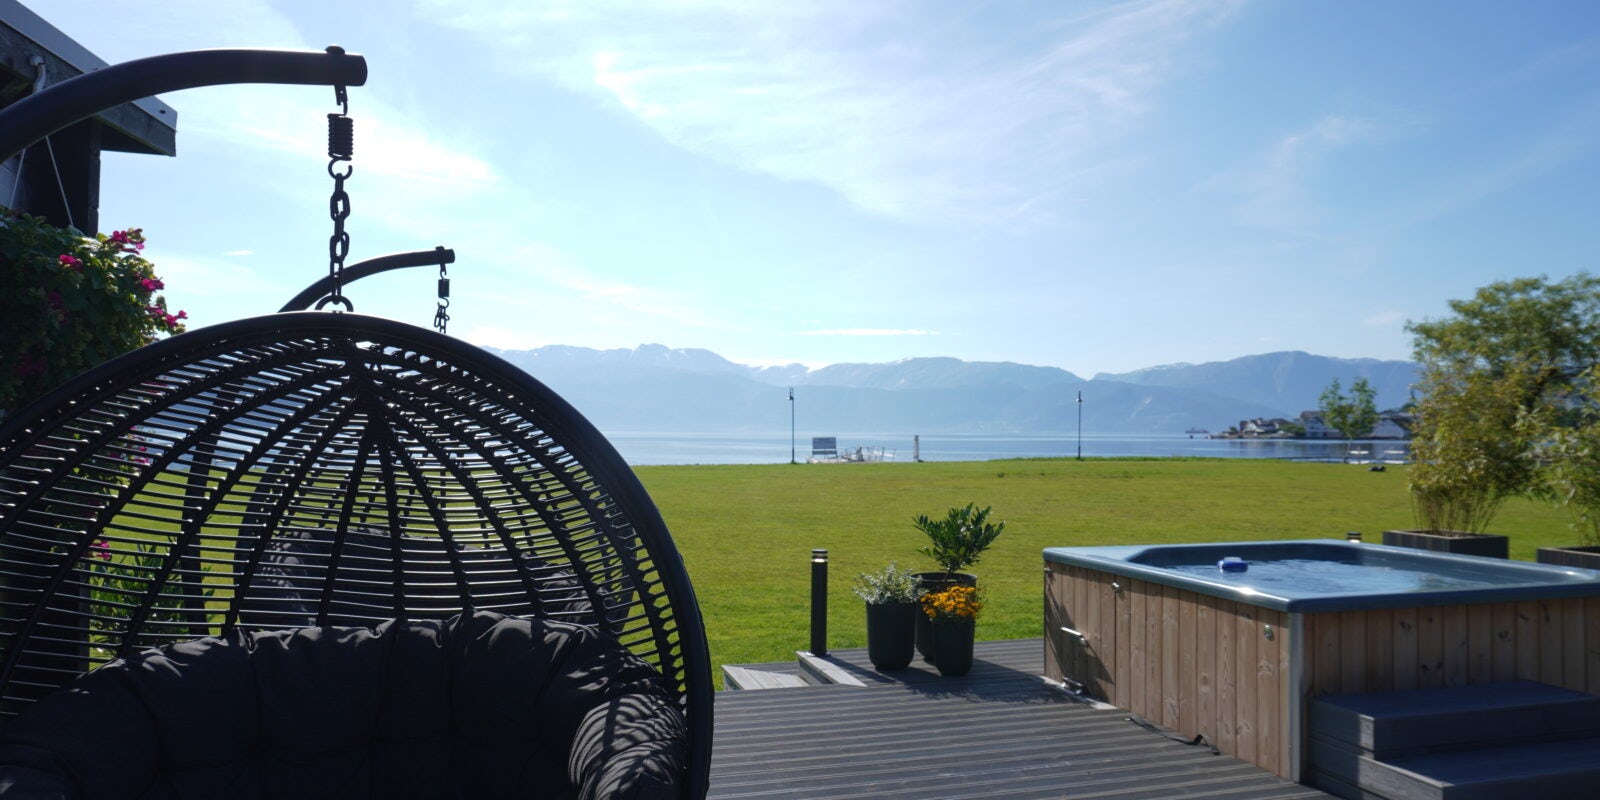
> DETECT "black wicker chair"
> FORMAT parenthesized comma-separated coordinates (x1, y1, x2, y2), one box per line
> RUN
(0, 312, 711, 798)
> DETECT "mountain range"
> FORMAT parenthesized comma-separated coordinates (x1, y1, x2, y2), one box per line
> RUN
(482, 345, 1419, 436)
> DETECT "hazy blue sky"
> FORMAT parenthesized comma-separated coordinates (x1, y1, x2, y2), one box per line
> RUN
(25, 0, 1600, 376)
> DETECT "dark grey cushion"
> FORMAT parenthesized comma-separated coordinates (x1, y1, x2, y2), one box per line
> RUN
(0, 612, 686, 799)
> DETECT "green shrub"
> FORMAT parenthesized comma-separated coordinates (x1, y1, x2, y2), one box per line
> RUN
(1, 207, 184, 419)
(850, 561, 920, 605)
(914, 502, 1004, 574)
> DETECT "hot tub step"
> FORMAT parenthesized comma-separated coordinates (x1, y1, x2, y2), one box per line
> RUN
(1309, 680, 1600, 757)
(1309, 735, 1600, 800)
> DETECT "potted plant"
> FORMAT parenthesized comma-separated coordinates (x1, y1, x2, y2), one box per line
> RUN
(851, 562, 921, 671)
(912, 503, 1003, 660)
(921, 584, 983, 677)
(1385, 368, 1537, 559)
(1534, 395, 1600, 569)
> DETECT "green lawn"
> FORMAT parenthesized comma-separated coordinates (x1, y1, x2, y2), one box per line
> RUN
(633, 458, 1578, 682)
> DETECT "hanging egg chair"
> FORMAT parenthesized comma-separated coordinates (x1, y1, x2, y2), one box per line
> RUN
(0, 312, 712, 798)
(0, 47, 710, 800)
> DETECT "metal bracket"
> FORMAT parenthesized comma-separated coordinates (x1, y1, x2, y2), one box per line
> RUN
(1060, 625, 1089, 647)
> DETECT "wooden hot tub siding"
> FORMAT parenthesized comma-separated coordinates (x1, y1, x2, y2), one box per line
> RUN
(1045, 561, 1600, 780)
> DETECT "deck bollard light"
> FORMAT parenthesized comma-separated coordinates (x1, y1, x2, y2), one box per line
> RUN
(810, 549, 828, 656)
(1346, 531, 1363, 543)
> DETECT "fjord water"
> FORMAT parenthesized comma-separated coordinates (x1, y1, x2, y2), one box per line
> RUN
(604, 431, 1410, 466)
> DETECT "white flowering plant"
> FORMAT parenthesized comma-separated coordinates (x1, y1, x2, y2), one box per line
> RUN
(851, 561, 921, 606)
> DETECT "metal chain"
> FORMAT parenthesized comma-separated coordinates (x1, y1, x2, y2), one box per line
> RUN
(434, 262, 451, 334)
(319, 76, 355, 312)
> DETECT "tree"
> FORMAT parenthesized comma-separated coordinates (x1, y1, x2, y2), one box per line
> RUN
(0, 208, 184, 420)
(1408, 273, 1600, 415)
(1533, 367, 1600, 546)
(1407, 363, 1545, 533)
(1319, 377, 1379, 457)
(1404, 273, 1600, 533)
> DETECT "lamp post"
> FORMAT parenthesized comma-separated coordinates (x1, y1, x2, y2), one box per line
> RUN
(810, 549, 828, 656)
(789, 388, 796, 464)
(1076, 390, 1083, 461)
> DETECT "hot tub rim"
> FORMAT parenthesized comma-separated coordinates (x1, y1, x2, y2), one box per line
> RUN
(1043, 539, 1600, 613)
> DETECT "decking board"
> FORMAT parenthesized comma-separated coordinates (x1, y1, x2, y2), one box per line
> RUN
(712, 639, 1334, 799)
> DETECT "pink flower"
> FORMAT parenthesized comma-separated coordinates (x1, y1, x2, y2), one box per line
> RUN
(58, 254, 82, 271)
(109, 230, 143, 253)
(46, 290, 64, 309)
(93, 539, 112, 561)
(140, 277, 164, 292)
(11, 352, 46, 378)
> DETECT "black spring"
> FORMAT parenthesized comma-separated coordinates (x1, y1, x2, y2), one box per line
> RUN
(327, 114, 354, 161)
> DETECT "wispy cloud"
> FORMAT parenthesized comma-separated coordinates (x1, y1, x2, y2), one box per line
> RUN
(418, 0, 1245, 226)
(1389, 93, 1600, 231)
(801, 328, 938, 337)
(730, 356, 826, 370)
(493, 242, 729, 331)
(1486, 33, 1600, 90)
(462, 324, 542, 351)
(36, 0, 501, 199)
(1210, 114, 1388, 232)
(1363, 310, 1405, 327)
(146, 252, 277, 301)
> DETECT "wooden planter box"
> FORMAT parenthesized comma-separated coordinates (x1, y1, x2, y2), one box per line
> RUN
(1383, 529, 1509, 559)
(1536, 546, 1600, 571)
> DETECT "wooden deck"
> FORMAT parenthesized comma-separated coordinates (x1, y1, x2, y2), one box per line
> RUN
(711, 639, 1335, 799)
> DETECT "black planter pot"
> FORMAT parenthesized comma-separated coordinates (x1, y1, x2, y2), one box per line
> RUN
(1536, 546, 1600, 570)
(914, 572, 976, 662)
(864, 601, 918, 671)
(1382, 529, 1509, 559)
(930, 618, 975, 677)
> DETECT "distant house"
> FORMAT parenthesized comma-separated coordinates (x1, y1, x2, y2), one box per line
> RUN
(1299, 409, 1413, 440)
(1236, 417, 1295, 437)
(1, 1, 177, 230)
(1298, 411, 1341, 439)
(1371, 410, 1415, 440)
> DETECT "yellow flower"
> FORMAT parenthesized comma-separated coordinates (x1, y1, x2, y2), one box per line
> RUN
(921, 584, 982, 621)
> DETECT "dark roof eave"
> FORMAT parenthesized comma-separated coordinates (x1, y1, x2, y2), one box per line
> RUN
(1, 0, 177, 157)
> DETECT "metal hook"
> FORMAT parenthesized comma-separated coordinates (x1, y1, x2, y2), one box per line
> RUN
(315, 294, 355, 312)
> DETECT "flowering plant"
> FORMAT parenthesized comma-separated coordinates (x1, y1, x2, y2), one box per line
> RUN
(0, 207, 185, 419)
(921, 584, 982, 623)
(86, 537, 211, 659)
(851, 561, 921, 605)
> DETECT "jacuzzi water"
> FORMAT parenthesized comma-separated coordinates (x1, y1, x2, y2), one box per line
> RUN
(1162, 556, 1496, 595)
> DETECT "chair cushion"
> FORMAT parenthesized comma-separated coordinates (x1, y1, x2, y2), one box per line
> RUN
(0, 612, 686, 799)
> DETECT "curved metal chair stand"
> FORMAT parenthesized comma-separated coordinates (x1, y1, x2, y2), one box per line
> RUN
(0, 312, 712, 798)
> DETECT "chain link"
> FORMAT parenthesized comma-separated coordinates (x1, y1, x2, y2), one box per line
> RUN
(320, 96, 355, 312)
(434, 263, 451, 334)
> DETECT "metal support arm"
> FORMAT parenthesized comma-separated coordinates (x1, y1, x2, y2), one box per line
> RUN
(0, 47, 368, 162)
(280, 247, 456, 312)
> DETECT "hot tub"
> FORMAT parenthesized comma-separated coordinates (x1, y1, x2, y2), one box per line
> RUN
(1043, 540, 1600, 781)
